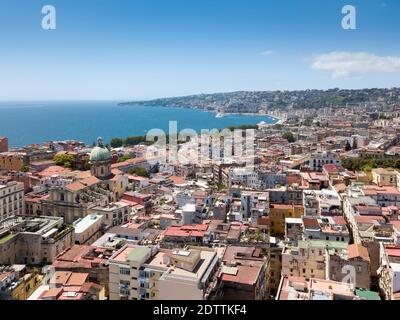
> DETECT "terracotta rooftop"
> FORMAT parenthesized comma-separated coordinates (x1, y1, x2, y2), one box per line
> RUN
(385, 246, 400, 258)
(53, 245, 108, 269)
(39, 165, 71, 178)
(348, 244, 370, 262)
(65, 181, 86, 192)
(302, 217, 320, 229)
(80, 176, 100, 187)
(221, 265, 262, 285)
(323, 164, 346, 173)
(50, 271, 89, 287)
(164, 225, 208, 238)
(363, 185, 400, 196)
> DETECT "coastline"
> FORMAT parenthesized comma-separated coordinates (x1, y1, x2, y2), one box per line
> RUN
(124, 102, 284, 123)
(2, 102, 279, 148)
(214, 111, 284, 124)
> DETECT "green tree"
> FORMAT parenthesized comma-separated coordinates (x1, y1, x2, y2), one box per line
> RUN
(53, 154, 75, 168)
(129, 167, 149, 177)
(110, 138, 123, 148)
(282, 131, 296, 143)
(342, 156, 400, 172)
(125, 136, 147, 146)
(117, 155, 133, 163)
(217, 182, 227, 191)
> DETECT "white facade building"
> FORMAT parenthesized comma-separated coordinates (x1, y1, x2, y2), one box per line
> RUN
(0, 180, 25, 221)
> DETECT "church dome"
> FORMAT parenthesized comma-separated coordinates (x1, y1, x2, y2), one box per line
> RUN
(90, 137, 111, 162)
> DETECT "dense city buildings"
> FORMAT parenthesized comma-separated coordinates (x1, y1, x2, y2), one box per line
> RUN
(1, 89, 400, 301)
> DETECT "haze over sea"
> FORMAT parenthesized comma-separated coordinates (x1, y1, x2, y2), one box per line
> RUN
(0, 101, 277, 148)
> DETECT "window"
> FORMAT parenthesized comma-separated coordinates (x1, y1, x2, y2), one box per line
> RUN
(120, 280, 130, 287)
(120, 288, 130, 296)
(120, 267, 130, 275)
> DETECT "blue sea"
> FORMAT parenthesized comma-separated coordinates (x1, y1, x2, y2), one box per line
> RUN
(0, 101, 277, 147)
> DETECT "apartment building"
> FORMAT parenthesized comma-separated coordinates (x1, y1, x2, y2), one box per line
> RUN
(0, 179, 25, 221)
(258, 171, 286, 189)
(162, 224, 209, 247)
(73, 214, 104, 245)
(90, 201, 131, 228)
(372, 168, 399, 187)
(303, 189, 342, 217)
(378, 244, 400, 300)
(109, 245, 220, 300)
(228, 168, 260, 189)
(328, 244, 371, 289)
(265, 238, 284, 298)
(34, 271, 106, 300)
(220, 246, 267, 300)
(309, 151, 342, 172)
(277, 276, 356, 300)
(0, 152, 27, 172)
(0, 216, 74, 265)
(52, 245, 112, 295)
(240, 191, 269, 222)
(269, 204, 304, 236)
(362, 185, 400, 207)
(285, 218, 303, 244)
(343, 196, 381, 244)
(282, 239, 371, 289)
(268, 186, 303, 206)
(302, 216, 350, 243)
(0, 265, 42, 300)
(282, 240, 347, 280)
(122, 192, 152, 214)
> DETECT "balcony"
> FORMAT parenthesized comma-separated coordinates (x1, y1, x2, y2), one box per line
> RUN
(139, 269, 155, 279)
(139, 282, 150, 290)
(138, 288, 149, 300)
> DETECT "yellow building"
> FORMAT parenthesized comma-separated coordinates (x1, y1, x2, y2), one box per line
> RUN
(269, 204, 304, 236)
(0, 267, 43, 300)
(0, 152, 27, 172)
(12, 271, 43, 300)
(372, 168, 399, 187)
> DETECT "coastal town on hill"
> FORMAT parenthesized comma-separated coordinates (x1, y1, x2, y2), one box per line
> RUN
(1, 90, 400, 301)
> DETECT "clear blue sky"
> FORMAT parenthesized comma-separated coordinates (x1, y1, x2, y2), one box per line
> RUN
(0, 0, 399, 100)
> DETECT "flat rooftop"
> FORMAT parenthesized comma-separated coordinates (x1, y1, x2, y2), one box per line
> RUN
(111, 245, 152, 263)
(74, 214, 103, 234)
(164, 250, 216, 280)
